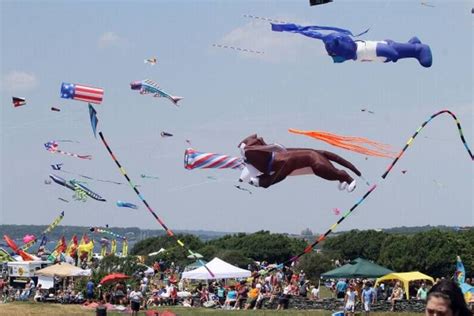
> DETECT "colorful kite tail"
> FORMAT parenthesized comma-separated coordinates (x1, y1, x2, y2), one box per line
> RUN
(99, 132, 215, 277)
(56, 150, 92, 160)
(184, 148, 244, 170)
(288, 129, 396, 158)
(382, 110, 473, 178)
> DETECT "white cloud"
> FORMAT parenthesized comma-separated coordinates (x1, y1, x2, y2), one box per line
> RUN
(2, 71, 38, 92)
(98, 31, 123, 48)
(215, 20, 325, 63)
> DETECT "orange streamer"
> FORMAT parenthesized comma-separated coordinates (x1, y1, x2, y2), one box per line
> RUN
(289, 129, 396, 158)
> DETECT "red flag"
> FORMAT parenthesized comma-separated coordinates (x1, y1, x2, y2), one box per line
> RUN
(12, 97, 26, 107)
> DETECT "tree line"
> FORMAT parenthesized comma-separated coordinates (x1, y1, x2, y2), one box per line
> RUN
(131, 228, 473, 282)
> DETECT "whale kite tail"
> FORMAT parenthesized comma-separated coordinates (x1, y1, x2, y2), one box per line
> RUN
(170, 96, 183, 106)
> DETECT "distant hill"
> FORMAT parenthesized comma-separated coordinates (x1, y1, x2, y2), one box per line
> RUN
(0, 225, 232, 252)
(1, 224, 469, 246)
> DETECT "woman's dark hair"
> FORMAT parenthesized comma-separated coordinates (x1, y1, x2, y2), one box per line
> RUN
(427, 280, 471, 316)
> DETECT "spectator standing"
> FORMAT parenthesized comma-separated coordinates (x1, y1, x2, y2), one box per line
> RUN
(86, 279, 95, 301)
(362, 282, 376, 316)
(336, 279, 348, 299)
(417, 283, 428, 300)
(344, 285, 358, 316)
(129, 286, 143, 316)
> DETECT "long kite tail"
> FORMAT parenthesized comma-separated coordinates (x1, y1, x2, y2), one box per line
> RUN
(289, 128, 396, 158)
(56, 149, 92, 160)
(264, 110, 473, 274)
(98, 132, 215, 277)
(382, 110, 473, 178)
(21, 211, 65, 251)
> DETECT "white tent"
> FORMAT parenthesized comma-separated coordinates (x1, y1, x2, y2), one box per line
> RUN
(181, 257, 251, 280)
(35, 263, 91, 277)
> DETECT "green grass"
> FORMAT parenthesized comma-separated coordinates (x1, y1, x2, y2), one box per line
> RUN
(0, 302, 423, 316)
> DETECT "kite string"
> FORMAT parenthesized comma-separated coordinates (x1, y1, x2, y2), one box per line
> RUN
(98, 132, 215, 277)
(264, 110, 473, 273)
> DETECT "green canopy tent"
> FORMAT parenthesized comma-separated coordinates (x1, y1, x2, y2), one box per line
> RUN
(321, 258, 393, 279)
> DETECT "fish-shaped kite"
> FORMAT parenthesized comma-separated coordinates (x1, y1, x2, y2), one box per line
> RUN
(49, 174, 106, 202)
(130, 79, 183, 106)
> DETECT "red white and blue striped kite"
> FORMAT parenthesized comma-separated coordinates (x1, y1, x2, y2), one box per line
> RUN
(60, 82, 104, 104)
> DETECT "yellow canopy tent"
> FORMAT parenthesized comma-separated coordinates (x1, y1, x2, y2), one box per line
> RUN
(375, 271, 435, 299)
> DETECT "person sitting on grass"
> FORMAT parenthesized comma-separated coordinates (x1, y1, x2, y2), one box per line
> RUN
(244, 283, 260, 310)
(222, 285, 237, 309)
(235, 281, 249, 310)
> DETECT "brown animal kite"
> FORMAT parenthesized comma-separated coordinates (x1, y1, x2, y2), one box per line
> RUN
(238, 134, 361, 192)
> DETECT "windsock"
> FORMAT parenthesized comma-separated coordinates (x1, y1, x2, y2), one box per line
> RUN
(184, 148, 244, 170)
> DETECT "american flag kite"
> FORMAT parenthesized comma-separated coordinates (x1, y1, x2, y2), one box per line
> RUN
(60, 82, 104, 104)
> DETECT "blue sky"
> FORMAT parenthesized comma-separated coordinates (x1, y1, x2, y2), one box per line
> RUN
(1, 0, 472, 234)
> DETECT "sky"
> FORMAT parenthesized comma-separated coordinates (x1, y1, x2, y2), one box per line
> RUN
(1, 0, 472, 235)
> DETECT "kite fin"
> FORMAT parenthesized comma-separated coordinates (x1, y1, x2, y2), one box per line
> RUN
(170, 96, 183, 106)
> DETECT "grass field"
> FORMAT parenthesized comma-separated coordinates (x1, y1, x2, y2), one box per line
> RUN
(0, 302, 423, 316)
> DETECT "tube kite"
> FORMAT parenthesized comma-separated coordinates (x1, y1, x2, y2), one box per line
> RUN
(260, 110, 473, 276)
(130, 79, 183, 106)
(60, 82, 104, 104)
(51, 107, 61, 112)
(48, 236, 67, 262)
(111, 239, 117, 256)
(44, 141, 92, 160)
(271, 23, 432, 67)
(288, 129, 396, 158)
(99, 131, 214, 276)
(66, 235, 79, 259)
(184, 148, 244, 170)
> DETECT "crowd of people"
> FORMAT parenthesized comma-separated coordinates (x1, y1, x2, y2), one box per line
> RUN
(1, 259, 472, 315)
